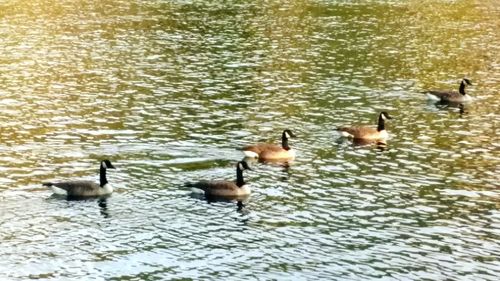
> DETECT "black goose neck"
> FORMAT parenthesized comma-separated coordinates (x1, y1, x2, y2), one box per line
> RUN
(281, 132, 290, 150)
(377, 114, 386, 132)
(99, 166, 108, 187)
(236, 166, 245, 187)
(459, 81, 467, 95)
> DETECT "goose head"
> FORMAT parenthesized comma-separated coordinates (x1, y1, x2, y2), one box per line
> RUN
(282, 129, 296, 139)
(237, 160, 252, 172)
(101, 159, 116, 170)
(462, 78, 472, 86)
(380, 111, 393, 120)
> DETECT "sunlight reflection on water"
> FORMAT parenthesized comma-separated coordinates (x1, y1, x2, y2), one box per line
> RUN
(0, 0, 499, 280)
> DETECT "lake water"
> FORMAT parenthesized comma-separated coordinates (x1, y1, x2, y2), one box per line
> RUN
(0, 0, 499, 280)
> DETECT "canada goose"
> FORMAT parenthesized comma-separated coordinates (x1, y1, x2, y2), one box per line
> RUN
(186, 161, 252, 197)
(424, 78, 473, 103)
(241, 129, 296, 161)
(337, 112, 393, 141)
(43, 160, 116, 197)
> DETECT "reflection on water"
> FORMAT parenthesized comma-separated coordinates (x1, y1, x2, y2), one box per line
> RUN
(48, 194, 111, 217)
(431, 101, 468, 117)
(0, 0, 499, 280)
(243, 155, 294, 169)
(98, 198, 110, 218)
(349, 137, 389, 149)
(191, 192, 247, 213)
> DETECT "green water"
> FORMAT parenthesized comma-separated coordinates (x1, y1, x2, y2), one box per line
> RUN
(0, 0, 499, 280)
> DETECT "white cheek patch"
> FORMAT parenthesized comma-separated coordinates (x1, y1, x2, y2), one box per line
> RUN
(381, 114, 387, 120)
(238, 163, 244, 170)
(285, 132, 290, 138)
(102, 162, 107, 169)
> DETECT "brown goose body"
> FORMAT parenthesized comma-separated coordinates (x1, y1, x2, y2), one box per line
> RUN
(337, 112, 392, 141)
(242, 143, 295, 160)
(43, 181, 111, 197)
(187, 180, 250, 197)
(426, 90, 472, 103)
(242, 130, 296, 161)
(337, 126, 388, 140)
(43, 160, 116, 197)
(186, 161, 251, 198)
(425, 79, 473, 103)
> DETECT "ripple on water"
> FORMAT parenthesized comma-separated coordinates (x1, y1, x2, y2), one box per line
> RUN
(1, 0, 500, 280)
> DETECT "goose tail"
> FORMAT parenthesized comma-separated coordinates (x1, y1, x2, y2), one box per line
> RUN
(242, 150, 259, 158)
(185, 181, 206, 194)
(336, 127, 354, 138)
(42, 182, 54, 187)
(425, 93, 441, 101)
(184, 182, 198, 188)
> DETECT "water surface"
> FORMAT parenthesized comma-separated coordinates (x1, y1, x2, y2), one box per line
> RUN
(0, 0, 499, 280)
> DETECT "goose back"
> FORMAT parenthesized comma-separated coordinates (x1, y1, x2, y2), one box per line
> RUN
(44, 181, 113, 197)
(338, 126, 384, 140)
(188, 180, 250, 197)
